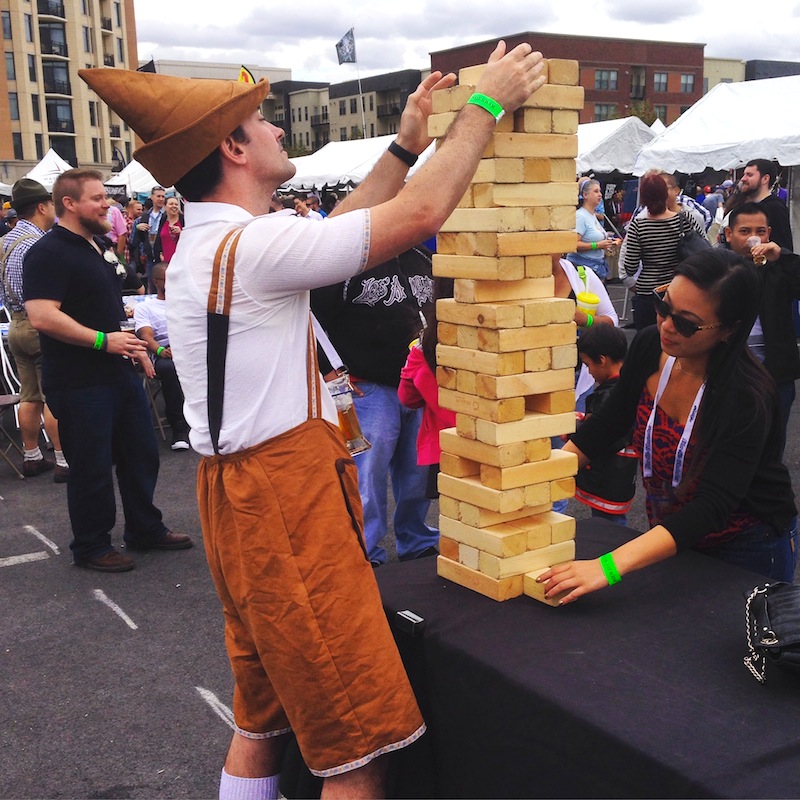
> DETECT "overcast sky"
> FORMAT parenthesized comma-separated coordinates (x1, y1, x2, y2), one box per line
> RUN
(134, 1, 800, 83)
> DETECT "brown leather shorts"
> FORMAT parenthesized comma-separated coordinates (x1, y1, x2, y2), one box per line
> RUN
(198, 418, 425, 777)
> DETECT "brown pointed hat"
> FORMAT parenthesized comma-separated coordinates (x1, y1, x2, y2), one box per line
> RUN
(79, 68, 270, 187)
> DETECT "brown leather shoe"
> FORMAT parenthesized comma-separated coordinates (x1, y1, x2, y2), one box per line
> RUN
(75, 550, 135, 572)
(127, 530, 193, 551)
(53, 464, 69, 484)
(23, 458, 54, 477)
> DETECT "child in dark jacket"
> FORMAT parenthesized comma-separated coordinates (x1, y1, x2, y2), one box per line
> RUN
(575, 325, 638, 523)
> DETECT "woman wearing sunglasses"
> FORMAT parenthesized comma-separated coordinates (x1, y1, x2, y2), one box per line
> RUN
(538, 249, 797, 604)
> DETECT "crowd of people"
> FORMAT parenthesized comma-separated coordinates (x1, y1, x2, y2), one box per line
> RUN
(0, 43, 798, 798)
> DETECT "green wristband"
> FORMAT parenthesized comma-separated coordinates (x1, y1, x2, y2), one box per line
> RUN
(591, 241, 598, 250)
(156, 346, 165, 356)
(93, 331, 105, 351)
(466, 92, 505, 123)
(599, 552, 621, 586)
(585, 313, 594, 327)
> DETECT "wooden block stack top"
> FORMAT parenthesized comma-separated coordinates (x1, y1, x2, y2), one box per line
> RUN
(432, 58, 583, 605)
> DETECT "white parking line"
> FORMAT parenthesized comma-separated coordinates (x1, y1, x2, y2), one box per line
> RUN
(195, 686, 236, 731)
(23, 525, 61, 555)
(0, 551, 49, 568)
(92, 589, 138, 630)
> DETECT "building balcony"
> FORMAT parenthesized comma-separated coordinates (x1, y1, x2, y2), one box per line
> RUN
(48, 118, 74, 133)
(101, 16, 113, 31)
(376, 103, 401, 118)
(43, 78, 71, 94)
(103, 53, 115, 67)
(109, 123, 120, 138)
(40, 39, 68, 57)
(37, 0, 66, 17)
(311, 113, 329, 126)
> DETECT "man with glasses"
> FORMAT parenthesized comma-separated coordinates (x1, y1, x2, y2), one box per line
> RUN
(131, 185, 166, 291)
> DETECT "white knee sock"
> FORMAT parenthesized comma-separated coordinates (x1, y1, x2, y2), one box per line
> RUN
(219, 768, 279, 800)
(23, 447, 42, 461)
(54, 450, 68, 468)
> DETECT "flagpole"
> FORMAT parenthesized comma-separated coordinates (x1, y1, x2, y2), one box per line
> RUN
(355, 63, 367, 140)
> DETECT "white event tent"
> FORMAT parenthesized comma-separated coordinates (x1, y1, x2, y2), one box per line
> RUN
(24, 148, 74, 189)
(650, 118, 666, 135)
(634, 75, 800, 175)
(106, 159, 173, 196)
(576, 116, 655, 175)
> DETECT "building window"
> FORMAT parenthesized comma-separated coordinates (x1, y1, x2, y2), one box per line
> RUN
(28, 53, 35, 81)
(125, 141, 131, 162)
(594, 103, 617, 121)
(9, 91, 19, 120)
(654, 105, 667, 122)
(654, 72, 668, 93)
(114, 2, 121, 26)
(340, 126, 347, 140)
(305, 131, 309, 146)
(92, 137, 100, 162)
(12, 132, 23, 159)
(349, 97, 357, 114)
(116, 37, 123, 63)
(31, 93, 40, 121)
(338, 99, 345, 115)
(680, 74, 694, 93)
(81, 0, 88, 13)
(594, 69, 618, 91)
(291, 108, 295, 123)
(5, 52, 15, 81)
(2, 11, 11, 39)
(370, 123, 374, 137)
(88, 99, 97, 126)
(83, 26, 92, 53)
(35, 133, 43, 159)
(24, 14, 32, 42)
(304, 106, 308, 121)
(369, 95, 374, 111)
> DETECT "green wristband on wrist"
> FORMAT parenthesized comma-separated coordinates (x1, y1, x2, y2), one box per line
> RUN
(156, 346, 165, 356)
(466, 92, 505, 122)
(585, 313, 594, 327)
(93, 331, 105, 351)
(599, 552, 621, 586)
(591, 241, 598, 251)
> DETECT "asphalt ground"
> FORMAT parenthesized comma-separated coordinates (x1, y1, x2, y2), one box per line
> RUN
(2, 285, 799, 798)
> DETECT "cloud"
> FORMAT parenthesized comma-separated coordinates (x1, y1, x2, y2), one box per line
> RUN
(602, 0, 697, 25)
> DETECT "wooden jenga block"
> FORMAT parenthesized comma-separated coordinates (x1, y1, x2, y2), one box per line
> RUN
(479, 540, 576, 580)
(542, 510, 577, 543)
(551, 477, 576, 501)
(517, 108, 553, 134)
(474, 410, 576, 445)
(497, 231, 577, 257)
(440, 428, 529, 468)
(525, 481, 552, 508)
(523, 516, 555, 550)
(440, 208, 526, 233)
(433, 255, 525, 281)
(437, 298, 525, 329)
(437, 344, 525, 376)
(524, 569, 568, 607)
(477, 322, 576, 352)
(440, 515, 529, 558)
(479, 449, 578, 490)
(438, 494, 460, 520)
(438, 473, 526, 514)
(521, 84, 584, 110)
(439, 452, 480, 478)
(437, 555, 524, 602)
(471, 184, 495, 209)
(456, 369, 477, 394)
(455, 324, 479, 350)
(551, 344, 578, 370)
(428, 111, 457, 138)
(437, 231, 502, 257)
(521, 157, 553, 182)
(525, 205, 579, 232)
(458, 543, 481, 570)
(439, 388, 526, 423)
(454, 277, 554, 304)
(525, 255, 555, 278)
(550, 158, 579, 182)
(475, 368, 574, 400)
(493, 133, 578, 159)
(438, 535, 460, 561)
(524, 348, 551, 373)
(526, 438, 552, 462)
(431, 87, 454, 114)
(456, 185, 475, 209)
(437, 321, 458, 346)
(547, 59, 579, 86)
(526, 389, 575, 414)
(458, 500, 552, 529)
(455, 413, 477, 439)
(522, 297, 575, 326)
(436, 365, 458, 390)
(552, 110, 579, 134)
(472, 158, 525, 184)
(489, 182, 579, 208)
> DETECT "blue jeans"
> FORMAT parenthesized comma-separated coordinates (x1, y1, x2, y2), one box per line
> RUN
(46, 371, 167, 562)
(697, 519, 798, 582)
(353, 382, 438, 563)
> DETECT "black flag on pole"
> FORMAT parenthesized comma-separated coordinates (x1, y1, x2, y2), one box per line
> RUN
(335, 28, 356, 64)
(137, 59, 156, 73)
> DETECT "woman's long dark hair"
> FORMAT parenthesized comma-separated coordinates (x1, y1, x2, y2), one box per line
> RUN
(674, 249, 773, 488)
(421, 277, 454, 373)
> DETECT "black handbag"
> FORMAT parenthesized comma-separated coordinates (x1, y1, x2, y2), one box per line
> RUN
(676, 211, 711, 261)
(743, 581, 800, 683)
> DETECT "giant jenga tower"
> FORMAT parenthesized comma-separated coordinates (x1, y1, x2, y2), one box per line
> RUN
(431, 59, 583, 605)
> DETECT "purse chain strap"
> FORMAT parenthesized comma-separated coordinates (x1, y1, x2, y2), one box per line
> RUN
(743, 584, 777, 684)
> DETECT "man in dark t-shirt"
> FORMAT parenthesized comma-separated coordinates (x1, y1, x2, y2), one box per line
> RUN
(24, 168, 192, 572)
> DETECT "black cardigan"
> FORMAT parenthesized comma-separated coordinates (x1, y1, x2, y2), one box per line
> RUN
(570, 326, 796, 550)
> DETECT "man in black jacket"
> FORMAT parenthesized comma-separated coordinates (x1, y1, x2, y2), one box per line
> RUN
(738, 159, 793, 251)
(725, 202, 800, 452)
(129, 185, 166, 291)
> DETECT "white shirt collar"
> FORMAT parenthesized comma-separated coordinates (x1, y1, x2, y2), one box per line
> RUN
(184, 201, 254, 228)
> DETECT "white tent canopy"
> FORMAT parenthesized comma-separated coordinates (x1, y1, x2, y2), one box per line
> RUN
(576, 116, 655, 175)
(107, 159, 173, 196)
(634, 75, 800, 175)
(650, 118, 666, 135)
(24, 148, 74, 189)
(0, 181, 12, 197)
(283, 134, 434, 191)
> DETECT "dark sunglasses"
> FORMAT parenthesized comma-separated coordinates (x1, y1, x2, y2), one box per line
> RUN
(652, 284, 724, 338)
